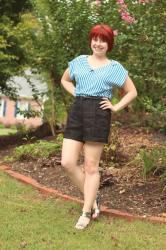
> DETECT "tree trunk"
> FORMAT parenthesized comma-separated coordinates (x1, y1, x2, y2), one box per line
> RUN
(49, 70, 56, 136)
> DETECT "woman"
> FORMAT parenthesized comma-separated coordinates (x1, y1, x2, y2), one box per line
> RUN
(61, 24, 137, 230)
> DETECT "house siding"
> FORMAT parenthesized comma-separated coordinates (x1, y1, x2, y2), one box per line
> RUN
(0, 96, 43, 128)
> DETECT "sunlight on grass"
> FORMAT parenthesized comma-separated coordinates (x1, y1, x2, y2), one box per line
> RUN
(0, 128, 17, 136)
(0, 171, 165, 250)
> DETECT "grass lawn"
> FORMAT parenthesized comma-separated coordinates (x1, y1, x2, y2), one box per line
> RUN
(0, 171, 165, 250)
(0, 128, 17, 136)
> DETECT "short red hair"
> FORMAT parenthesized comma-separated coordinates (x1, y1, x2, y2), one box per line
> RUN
(89, 24, 114, 52)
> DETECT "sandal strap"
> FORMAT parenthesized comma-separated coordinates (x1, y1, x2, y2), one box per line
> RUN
(92, 207, 100, 214)
(82, 211, 91, 218)
(91, 194, 100, 217)
(96, 194, 100, 205)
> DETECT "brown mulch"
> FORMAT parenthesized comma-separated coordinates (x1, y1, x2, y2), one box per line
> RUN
(0, 126, 166, 218)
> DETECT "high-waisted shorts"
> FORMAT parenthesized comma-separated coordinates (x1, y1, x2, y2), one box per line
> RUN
(64, 96, 111, 143)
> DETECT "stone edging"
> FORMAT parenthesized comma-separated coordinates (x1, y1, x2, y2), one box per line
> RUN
(0, 164, 166, 224)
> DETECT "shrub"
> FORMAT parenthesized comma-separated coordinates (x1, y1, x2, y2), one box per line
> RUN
(0, 124, 5, 129)
(16, 123, 27, 134)
(139, 147, 166, 181)
(5, 134, 63, 161)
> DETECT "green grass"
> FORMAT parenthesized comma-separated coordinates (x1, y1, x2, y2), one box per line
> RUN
(0, 171, 165, 250)
(0, 127, 17, 136)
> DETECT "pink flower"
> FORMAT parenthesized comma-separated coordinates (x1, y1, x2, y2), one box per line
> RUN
(116, 0, 127, 10)
(121, 11, 136, 24)
(117, 0, 125, 4)
(116, 0, 136, 24)
(95, 0, 101, 6)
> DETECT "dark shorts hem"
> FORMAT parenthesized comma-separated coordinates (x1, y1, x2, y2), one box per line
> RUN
(64, 135, 108, 144)
(83, 137, 108, 144)
(63, 135, 84, 143)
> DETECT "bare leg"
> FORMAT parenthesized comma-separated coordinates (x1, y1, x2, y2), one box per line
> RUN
(61, 138, 85, 193)
(61, 139, 103, 229)
(83, 142, 104, 212)
(61, 139, 99, 210)
(75, 142, 104, 229)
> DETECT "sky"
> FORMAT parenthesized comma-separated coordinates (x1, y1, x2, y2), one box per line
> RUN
(7, 70, 47, 99)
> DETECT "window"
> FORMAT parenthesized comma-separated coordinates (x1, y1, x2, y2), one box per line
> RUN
(0, 99, 7, 117)
(14, 101, 29, 119)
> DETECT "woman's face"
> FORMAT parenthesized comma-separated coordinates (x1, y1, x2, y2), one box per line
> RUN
(91, 36, 108, 56)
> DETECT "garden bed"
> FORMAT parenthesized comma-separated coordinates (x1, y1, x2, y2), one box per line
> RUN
(1, 123, 165, 217)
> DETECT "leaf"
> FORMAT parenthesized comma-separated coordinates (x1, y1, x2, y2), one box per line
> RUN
(119, 189, 126, 194)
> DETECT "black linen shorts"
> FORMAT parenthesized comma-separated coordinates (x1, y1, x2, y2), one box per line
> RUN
(64, 96, 111, 143)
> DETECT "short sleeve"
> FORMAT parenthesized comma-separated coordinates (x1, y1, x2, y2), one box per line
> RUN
(113, 63, 128, 88)
(68, 58, 77, 81)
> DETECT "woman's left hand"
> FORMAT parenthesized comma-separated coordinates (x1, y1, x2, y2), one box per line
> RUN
(100, 98, 118, 112)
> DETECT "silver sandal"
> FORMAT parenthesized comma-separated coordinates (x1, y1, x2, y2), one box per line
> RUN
(91, 195, 100, 219)
(75, 211, 91, 230)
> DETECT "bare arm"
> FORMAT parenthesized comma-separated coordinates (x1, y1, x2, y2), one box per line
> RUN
(100, 76, 137, 112)
(61, 68, 75, 96)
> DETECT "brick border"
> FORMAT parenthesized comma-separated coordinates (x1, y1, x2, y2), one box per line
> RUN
(0, 164, 166, 224)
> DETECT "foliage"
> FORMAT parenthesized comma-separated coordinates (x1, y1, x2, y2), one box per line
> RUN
(0, 0, 32, 98)
(143, 113, 166, 133)
(15, 123, 27, 134)
(137, 96, 166, 132)
(0, 124, 5, 129)
(0, 127, 17, 136)
(5, 135, 63, 161)
(0, 0, 32, 23)
(26, 0, 165, 121)
(139, 147, 166, 181)
(1, 0, 165, 131)
(139, 97, 165, 113)
(97, 0, 165, 106)
(17, 107, 42, 119)
(15, 0, 97, 133)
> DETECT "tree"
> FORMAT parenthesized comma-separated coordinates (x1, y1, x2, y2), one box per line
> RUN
(19, 0, 97, 135)
(96, 0, 166, 108)
(0, 0, 32, 98)
(2, 0, 164, 133)
(30, 0, 165, 108)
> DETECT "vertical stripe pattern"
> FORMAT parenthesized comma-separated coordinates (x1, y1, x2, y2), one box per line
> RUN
(68, 55, 128, 98)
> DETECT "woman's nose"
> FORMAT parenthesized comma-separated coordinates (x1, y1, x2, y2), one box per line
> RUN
(95, 40, 101, 45)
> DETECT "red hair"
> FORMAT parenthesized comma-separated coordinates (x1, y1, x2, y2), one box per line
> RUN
(89, 24, 114, 52)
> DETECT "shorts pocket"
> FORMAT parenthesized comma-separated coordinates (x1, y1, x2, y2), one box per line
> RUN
(95, 108, 111, 138)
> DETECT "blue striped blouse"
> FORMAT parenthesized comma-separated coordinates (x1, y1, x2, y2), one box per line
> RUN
(68, 55, 128, 99)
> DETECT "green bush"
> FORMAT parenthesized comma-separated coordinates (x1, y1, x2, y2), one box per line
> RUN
(139, 147, 166, 181)
(5, 134, 63, 161)
(0, 124, 5, 129)
(16, 123, 27, 134)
